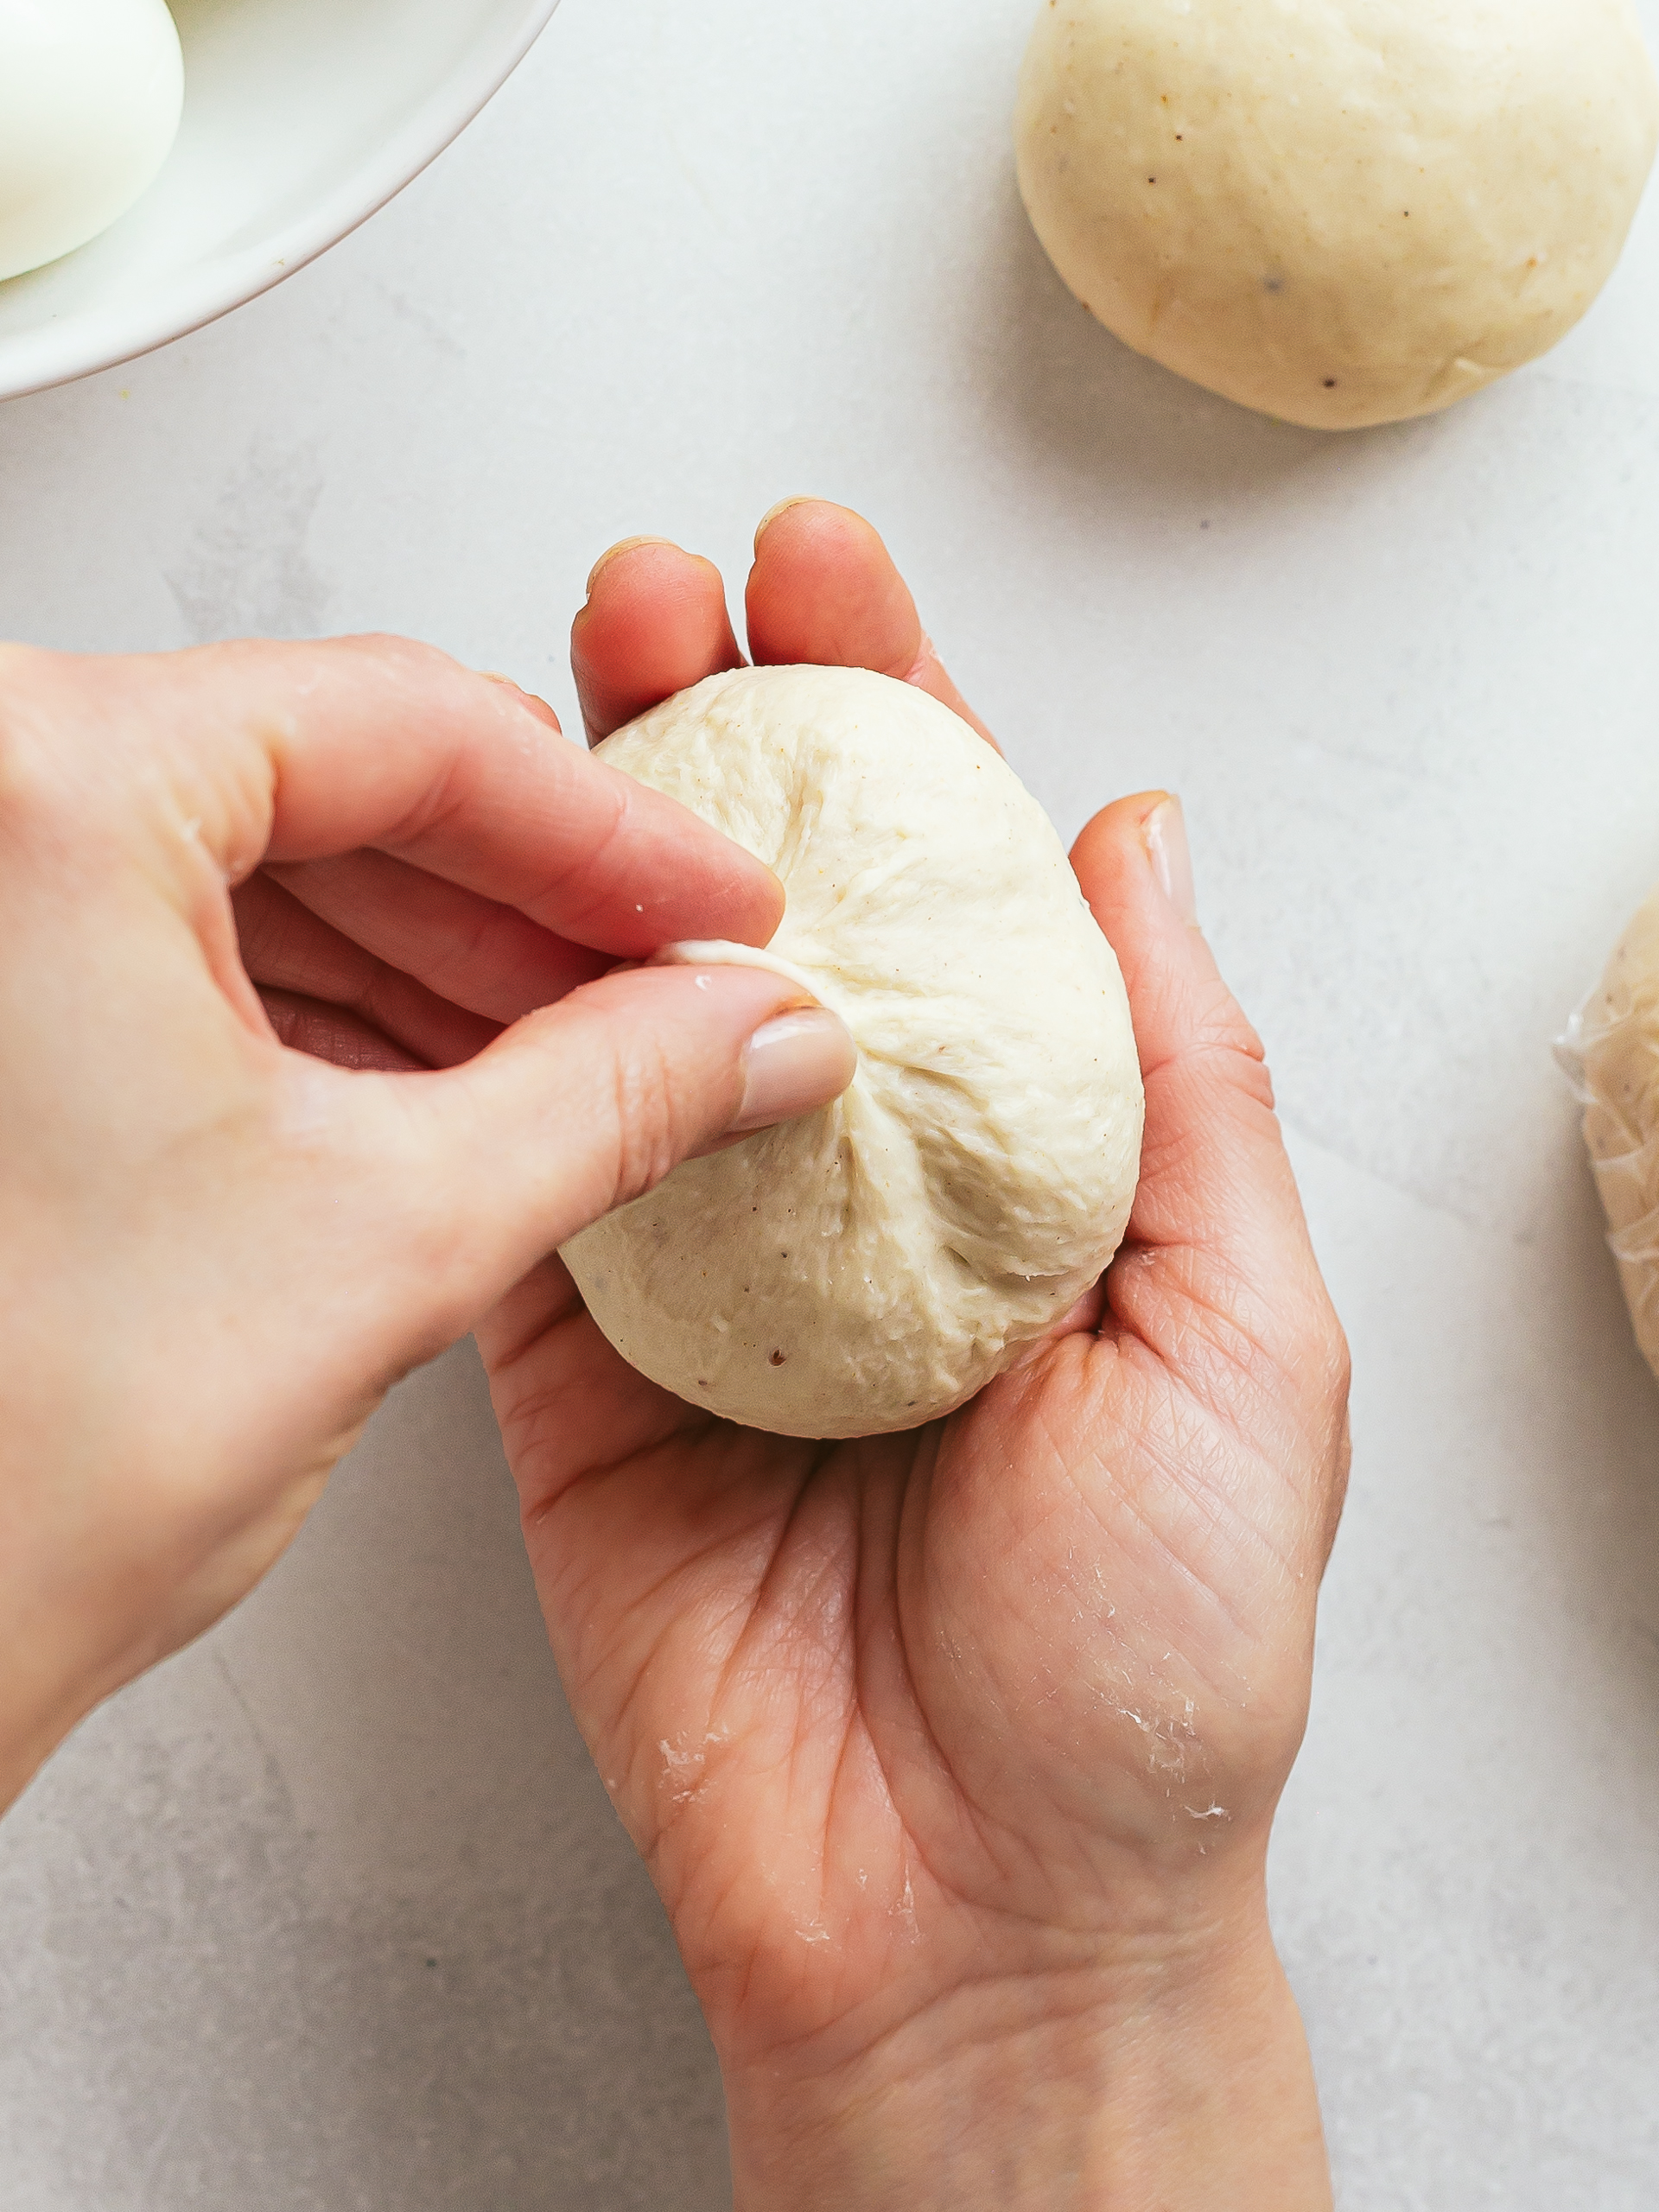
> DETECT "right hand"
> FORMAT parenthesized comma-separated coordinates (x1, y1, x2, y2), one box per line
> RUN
(0, 633, 852, 1808)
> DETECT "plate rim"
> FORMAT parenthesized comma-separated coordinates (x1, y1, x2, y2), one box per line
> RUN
(0, 0, 561, 405)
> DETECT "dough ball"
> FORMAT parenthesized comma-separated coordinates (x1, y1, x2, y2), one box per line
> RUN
(561, 664, 1144, 1440)
(1014, 0, 1659, 431)
(1560, 887, 1659, 1382)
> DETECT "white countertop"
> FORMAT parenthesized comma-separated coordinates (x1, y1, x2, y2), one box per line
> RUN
(3, 1, 1659, 2203)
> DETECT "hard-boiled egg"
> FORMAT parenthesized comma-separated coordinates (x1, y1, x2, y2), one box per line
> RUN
(0, 0, 184, 284)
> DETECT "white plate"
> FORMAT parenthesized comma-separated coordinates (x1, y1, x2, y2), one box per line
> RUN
(0, 0, 560, 404)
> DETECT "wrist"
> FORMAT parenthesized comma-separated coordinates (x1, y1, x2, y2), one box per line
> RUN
(719, 1895, 1329, 2212)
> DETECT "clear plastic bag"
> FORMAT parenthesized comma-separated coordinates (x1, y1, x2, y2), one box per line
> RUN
(1556, 885, 1659, 1379)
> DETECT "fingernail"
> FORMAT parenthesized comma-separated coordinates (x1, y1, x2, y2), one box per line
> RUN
(753, 496, 818, 550)
(1144, 795, 1197, 928)
(479, 671, 560, 730)
(732, 1007, 857, 1133)
(585, 535, 676, 598)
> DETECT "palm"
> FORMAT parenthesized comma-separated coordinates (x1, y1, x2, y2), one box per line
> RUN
(486, 1162, 1337, 2063)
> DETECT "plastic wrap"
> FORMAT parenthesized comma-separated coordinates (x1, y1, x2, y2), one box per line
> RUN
(1556, 884, 1659, 1380)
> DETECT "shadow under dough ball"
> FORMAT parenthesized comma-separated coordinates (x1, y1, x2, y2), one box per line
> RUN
(1014, 0, 1659, 431)
(561, 665, 1145, 1440)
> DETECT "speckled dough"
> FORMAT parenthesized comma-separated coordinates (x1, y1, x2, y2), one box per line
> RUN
(1561, 887, 1659, 1385)
(561, 664, 1144, 1439)
(1014, 0, 1659, 431)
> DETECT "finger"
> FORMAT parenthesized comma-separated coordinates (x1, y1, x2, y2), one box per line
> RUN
(315, 963, 858, 1344)
(258, 988, 429, 1073)
(744, 499, 997, 746)
(572, 538, 745, 744)
(233, 872, 501, 1067)
(477, 1253, 585, 1375)
(1070, 792, 1344, 1395)
(264, 852, 608, 1023)
(31, 637, 781, 957)
(476, 1252, 700, 1482)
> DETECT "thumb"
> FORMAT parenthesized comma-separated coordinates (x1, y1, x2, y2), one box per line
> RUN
(1072, 792, 1341, 1395)
(315, 961, 855, 1348)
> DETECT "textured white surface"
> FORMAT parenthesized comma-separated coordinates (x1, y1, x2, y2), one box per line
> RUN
(1, 0, 1657, 2202)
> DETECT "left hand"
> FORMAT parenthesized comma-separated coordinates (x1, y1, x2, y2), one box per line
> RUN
(480, 503, 1351, 2209)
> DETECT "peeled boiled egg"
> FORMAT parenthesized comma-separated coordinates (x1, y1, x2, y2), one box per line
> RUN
(0, 0, 184, 284)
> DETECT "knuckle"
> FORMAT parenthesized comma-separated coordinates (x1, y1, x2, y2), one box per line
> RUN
(1189, 969, 1267, 1063)
(336, 632, 469, 701)
(346, 630, 448, 668)
(0, 645, 72, 830)
(605, 1030, 694, 1212)
(1303, 1271, 1352, 1398)
(1306, 1302, 1354, 1506)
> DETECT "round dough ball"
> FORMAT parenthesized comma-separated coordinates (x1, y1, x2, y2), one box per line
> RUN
(561, 664, 1144, 1440)
(1014, 0, 1659, 431)
(1562, 886, 1659, 1383)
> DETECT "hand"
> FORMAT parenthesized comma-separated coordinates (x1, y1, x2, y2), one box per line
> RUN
(0, 634, 855, 1808)
(480, 504, 1351, 2209)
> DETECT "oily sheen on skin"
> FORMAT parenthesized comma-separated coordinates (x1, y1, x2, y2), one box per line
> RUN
(561, 664, 1144, 1439)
